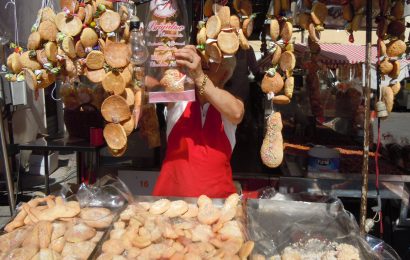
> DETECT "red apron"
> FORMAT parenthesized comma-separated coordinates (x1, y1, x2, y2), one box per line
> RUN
(153, 101, 236, 198)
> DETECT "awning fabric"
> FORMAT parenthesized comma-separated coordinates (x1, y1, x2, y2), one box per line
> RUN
(295, 43, 410, 66)
(295, 43, 410, 89)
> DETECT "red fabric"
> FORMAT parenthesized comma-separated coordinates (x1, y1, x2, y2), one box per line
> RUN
(153, 101, 236, 198)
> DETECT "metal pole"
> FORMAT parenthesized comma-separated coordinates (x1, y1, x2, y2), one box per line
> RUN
(0, 105, 15, 215)
(360, 0, 372, 235)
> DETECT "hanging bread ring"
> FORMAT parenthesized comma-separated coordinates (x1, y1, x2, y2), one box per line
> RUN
(104, 42, 130, 68)
(280, 21, 293, 43)
(27, 32, 41, 50)
(75, 41, 87, 58)
(379, 58, 393, 75)
(280, 51, 296, 71)
(24, 69, 38, 90)
(391, 0, 404, 20)
(81, 28, 99, 48)
(86, 51, 105, 70)
(38, 20, 58, 42)
(284, 76, 294, 99)
(298, 13, 312, 30)
(204, 0, 213, 17)
(84, 4, 94, 25)
(230, 15, 241, 31)
(121, 64, 132, 85)
(101, 95, 131, 123)
(386, 39, 406, 57)
(233, 0, 241, 12)
(311, 1, 328, 25)
(211, 3, 223, 16)
(387, 20, 406, 38)
(382, 86, 394, 113)
(388, 60, 401, 79)
(308, 23, 320, 42)
(62, 36, 77, 59)
(85, 68, 106, 83)
(123, 22, 131, 42)
(390, 80, 401, 95)
(64, 57, 78, 78)
(121, 117, 135, 136)
(60, 0, 79, 14)
(205, 42, 222, 63)
(45, 42, 58, 62)
(242, 18, 254, 38)
(240, 0, 253, 17)
(270, 18, 280, 42)
(77, 6, 86, 22)
(119, 5, 129, 23)
(272, 95, 291, 105)
(122, 88, 135, 107)
(55, 12, 83, 37)
(109, 144, 127, 157)
(102, 71, 126, 95)
(36, 49, 48, 66)
(104, 123, 127, 150)
(206, 16, 221, 39)
(379, 40, 387, 57)
(38, 7, 56, 23)
(100, 10, 121, 33)
(96, 0, 114, 10)
(308, 38, 321, 54)
(197, 27, 207, 45)
(20, 51, 42, 71)
(271, 45, 282, 66)
(217, 31, 239, 55)
(238, 29, 250, 50)
(261, 73, 284, 94)
(342, 3, 353, 22)
(216, 6, 230, 29)
(98, 39, 106, 53)
(7, 53, 22, 74)
(37, 70, 56, 89)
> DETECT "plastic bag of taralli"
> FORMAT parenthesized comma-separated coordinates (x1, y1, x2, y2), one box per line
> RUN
(245, 191, 398, 259)
(144, 0, 195, 103)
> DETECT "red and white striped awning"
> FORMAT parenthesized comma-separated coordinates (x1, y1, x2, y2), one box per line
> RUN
(295, 43, 410, 67)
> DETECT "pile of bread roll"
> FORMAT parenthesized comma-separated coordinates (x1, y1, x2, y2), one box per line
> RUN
(96, 194, 255, 259)
(376, 0, 406, 116)
(0, 195, 115, 260)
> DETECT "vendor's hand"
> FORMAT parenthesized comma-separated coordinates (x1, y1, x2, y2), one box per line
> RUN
(174, 45, 205, 85)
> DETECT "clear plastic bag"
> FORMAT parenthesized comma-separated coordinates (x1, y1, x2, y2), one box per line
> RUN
(144, 0, 195, 103)
(245, 191, 399, 259)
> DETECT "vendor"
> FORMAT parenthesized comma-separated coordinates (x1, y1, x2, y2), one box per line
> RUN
(153, 45, 245, 198)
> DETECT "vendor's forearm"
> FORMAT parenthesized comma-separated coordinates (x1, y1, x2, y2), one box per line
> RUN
(197, 75, 244, 125)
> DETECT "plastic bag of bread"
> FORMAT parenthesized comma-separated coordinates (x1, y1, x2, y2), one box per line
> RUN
(0, 176, 131, 259)
(95, 193, 255, 260)
(145, 0, 194, 103)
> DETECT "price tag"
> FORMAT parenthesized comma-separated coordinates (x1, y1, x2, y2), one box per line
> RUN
(118, 170, 159, 195)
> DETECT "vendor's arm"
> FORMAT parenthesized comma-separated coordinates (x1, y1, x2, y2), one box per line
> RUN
(174, 46, 244, 125)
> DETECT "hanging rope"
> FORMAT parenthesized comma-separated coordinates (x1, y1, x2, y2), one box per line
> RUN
(5, 0, 19, 46)
(375, 36, 384, 238)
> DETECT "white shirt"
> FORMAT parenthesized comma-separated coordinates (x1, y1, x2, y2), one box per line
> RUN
(165, 101, 237, 151)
